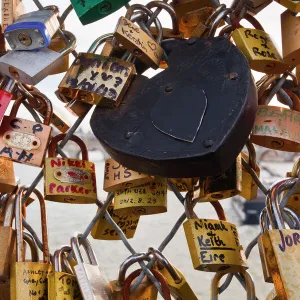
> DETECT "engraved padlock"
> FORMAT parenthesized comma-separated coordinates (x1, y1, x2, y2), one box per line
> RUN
(4, 7, 60, 50)
(0, 93, 52, 167)
(59, 33, 136, 107)
(44, 134, 97, 204)
(1, 0, 25, 31)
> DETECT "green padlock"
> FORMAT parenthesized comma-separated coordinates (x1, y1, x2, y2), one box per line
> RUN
(71, 0, 130, 25)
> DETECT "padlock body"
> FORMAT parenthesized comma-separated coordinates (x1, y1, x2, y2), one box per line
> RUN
(103, 158, 152, 192)
(10, 262, 53, 300)
(0, 157, 16, 193)
(48, 271, 83, 300)
(2, 0, 25, 31)
(0, 90, 13, 121)
(275, 0, 300, 12)
(91, 205, 139, 240)
(250, 105, 300, 152)
(0, 227, 15, 282)
(0, 281, 10, 300)
(258, 233, 273, 283)
(114, 178, 167, 215)
(285, 193, 300, 215)
(59, 53, 136, 107)
(71, 0, 130, 25)
(44, 157, 97, 204)
(240, 152, 260, 200)
(200, 155, 242, 201)
(168, 178, 198, 192)
(4, 10, 60, 50)
(247, 0, 272, 15)
(65, 100, 92, 118)
(232, 28, 288, 74)
(114, 17, 163, 69)
(183, 218, 247, 272)
(0, 116, 52, 167)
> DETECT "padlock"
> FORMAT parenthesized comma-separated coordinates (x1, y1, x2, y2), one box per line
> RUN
(0, 157, 16, 193)
(91, 202, 140, 240)
(71, 0, 130, 25)
(0, 26, 6, 57)
(231, 13, 288, 74)
(4, 8, 60, 51)
(1, 0, 25, 31)
(10, 186, 53, 300)
(168, 178, 198, 192)
(200, 154, 242, 201)
(0, 77, 16, 122)
(110, 252, 157, 299)
(210, 269, 256, 299)
(48, 246, 83, 300)
(65, 99, 93, 118)
(149, 248, 198, 300)
(183, 195, 248, 272)
(114, 6, 164, 69)
(90, 36, 257, 178)
(71, 233, 113, 299)
(0, 30, 76, 85)
(22, 232, 39, 263)
(250, 85, 300, 152)
(114, 177, 167, 216)
(275, 0, 300, 12)
(241, 141, 260, 200)
(59, 33, 136, 107)
(247, 0, 273, 15)
(0, 192, 16, 284)
(0, 93, 52, 167)
(122, 268, 171, 300)
(258, 179, 300, 299)
(103, 157, 153, 192)
(44, 134, 97, 204)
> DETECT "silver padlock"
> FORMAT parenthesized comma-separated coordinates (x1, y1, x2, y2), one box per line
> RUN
(71, 233, 113, 300)
(4, 8, 60, 50)
(0, 30, 76, 85)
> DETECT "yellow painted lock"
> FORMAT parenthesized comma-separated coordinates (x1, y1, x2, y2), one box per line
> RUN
(231, 13, 288, 74)
(114, 177, 167, 216)
(103, 158, 153, 192)
(10, 187, 53, 300)
(44, 134, 97, 204)
(183, 194, 248, 272)
(241, 141, 260, 200)
(275, 0, 300, 12)
(91, 203, 140, 240)
(149, 248, 198, 300)
(48, 246, 83, 300)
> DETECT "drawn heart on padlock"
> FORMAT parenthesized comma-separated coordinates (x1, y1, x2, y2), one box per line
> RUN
(91, 37, 257, 178)
(147, 41, 157, 51)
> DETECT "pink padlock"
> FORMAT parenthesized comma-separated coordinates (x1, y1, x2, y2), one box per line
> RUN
(0, 78, 15, 122)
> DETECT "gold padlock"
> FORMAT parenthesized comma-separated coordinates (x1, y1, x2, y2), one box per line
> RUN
(0, 157, 15, 193)
(168, 178, 198, 192)
(10, 187, 53, 300)
(231, 13, 288, 74)
(103, 158, 153, 192)
(149, 248, 198, 300)
(241, 141, 260, 201)
(114, 177, 167, 216)
(65, 99, 92, 118)
(199, 154, 242, 201)
(48, 246, 83, 300)
(275, 0, 300, 12)
(0, 94, 52, 167)
(44, 134, 97, 204)
(184, 195, 248, 272)
(91, 203, 140, 240)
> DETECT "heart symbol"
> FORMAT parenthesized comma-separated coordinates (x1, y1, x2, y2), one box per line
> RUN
(147, 41, 157, 51)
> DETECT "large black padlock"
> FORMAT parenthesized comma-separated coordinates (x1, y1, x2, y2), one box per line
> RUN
(90, 37, 257, 178)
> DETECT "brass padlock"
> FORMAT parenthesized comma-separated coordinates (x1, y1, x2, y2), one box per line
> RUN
(103, 157, 153, 192)
(247, 0, 273, 15)
(231, 13, 288, 74)
(91, 202, 140, 240)
(0, 94, 52, 167)
(241, 141, 260, 200)
(10, 186, 53, 300)
(184, 195, 248, 272)
(65, 99, 92, 118)
(168, 178, 198, 192)
(59, 33, 136, 107)
(48, 246, 83, 300)
(211, 269, 256, 299)
(0, 157, 15, 193)
(44, 134, 97, 204)
(200, 154, 242, 201)
(149, 248, 198, 300)
(114, 177, 168, 216)
(250, 86, 300, 152)
(275, 0, 300, 12)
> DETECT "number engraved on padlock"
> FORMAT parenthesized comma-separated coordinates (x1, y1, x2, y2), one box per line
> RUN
(3, 131, 41, 151)
(54, 167, 91, 184)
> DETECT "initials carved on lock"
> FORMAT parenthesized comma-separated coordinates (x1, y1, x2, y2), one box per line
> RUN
(3, 131, 41, 151)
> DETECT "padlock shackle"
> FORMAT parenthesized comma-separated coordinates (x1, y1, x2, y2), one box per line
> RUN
(3, 193, 16, 227)
(117, 253, 151, 287)
(122, 268, 171, 300)
(184, 192, 198, 219)
(88, 33, 114, 54)
(148, 248, 182, 284)
(146, 1, 180, 34)
(54, 245, 72, 272)
(23, 232, 40, 263)
(15, 186, 50, 263)
(59, 30, 76, 56)
(260, 208, 270, 233)
(291, 157, 300, 177)
(48, 134, 89, 160)
(211, 270, 256, 300)
(208, 8, 233, 37)
(283, 206, 300, 229)
(243, 12, 265, 32)
(210, 201, 227, 221)
(245, 140, 257, 169)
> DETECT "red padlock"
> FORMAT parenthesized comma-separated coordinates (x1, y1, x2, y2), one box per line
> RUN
(0, 78, 15, 122)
